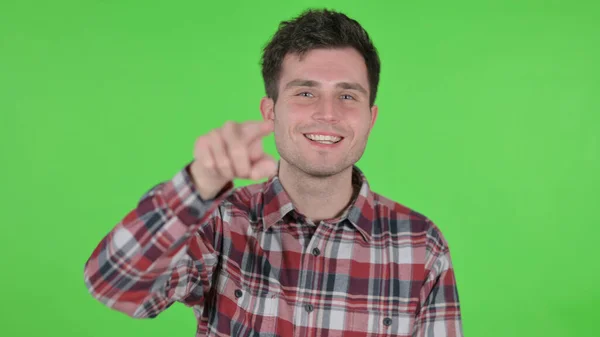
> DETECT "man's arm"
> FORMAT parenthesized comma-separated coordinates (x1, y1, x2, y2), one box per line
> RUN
(413, 220, 464, 336)
(83, 162, 233, 318)
(83, 119, 276, 318)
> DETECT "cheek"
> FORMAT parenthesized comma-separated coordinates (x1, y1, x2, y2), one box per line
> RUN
(276, 112, 303, 131)
(350, 115, 373, 137)
(273, 114, 298, 141)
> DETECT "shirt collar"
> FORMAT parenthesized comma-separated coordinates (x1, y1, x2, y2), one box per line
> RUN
(259, 164, 375, 243)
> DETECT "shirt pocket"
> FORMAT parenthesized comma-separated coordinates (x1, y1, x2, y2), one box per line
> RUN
(344, 307, 415, 337)
(213, 270, 279, 336)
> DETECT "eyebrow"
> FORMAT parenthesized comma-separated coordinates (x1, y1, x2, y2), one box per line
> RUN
(284, 79, 368, 95)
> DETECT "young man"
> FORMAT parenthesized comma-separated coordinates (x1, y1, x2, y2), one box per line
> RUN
(84, 9, 464, 337)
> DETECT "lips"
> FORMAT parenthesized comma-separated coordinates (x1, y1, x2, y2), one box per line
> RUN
(303, 133, 344, 147)
(303, 133, 343, 143)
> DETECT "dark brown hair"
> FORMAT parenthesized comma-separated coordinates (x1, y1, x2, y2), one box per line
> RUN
(261, 9, 381, 107)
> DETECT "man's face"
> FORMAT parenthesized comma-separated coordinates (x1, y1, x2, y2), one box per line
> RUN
(261, 47, 378, 178)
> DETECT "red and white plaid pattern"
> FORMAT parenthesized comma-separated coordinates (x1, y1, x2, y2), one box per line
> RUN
(84, 162, 463, 336)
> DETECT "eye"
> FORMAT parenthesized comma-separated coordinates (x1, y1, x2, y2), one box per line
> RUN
(298, 92, 314, 98)
(341, 94, 355, 100)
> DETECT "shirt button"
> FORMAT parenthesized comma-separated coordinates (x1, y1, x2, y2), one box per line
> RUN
(305, 304, 314, 313)
(234, 289, 243, 298)
(312, 248, 321, 256)
(383, 317, 392, 326)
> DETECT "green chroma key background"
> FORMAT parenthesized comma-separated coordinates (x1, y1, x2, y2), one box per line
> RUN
(1, 1, 598, 336)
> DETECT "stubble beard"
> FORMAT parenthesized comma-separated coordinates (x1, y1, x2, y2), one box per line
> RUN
(272, 108, 367, 179)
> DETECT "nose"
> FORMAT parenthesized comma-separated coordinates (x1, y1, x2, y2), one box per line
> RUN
(312, 96, 340, 123)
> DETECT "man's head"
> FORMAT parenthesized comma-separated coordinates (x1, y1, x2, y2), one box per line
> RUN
(259, 9, 380, 178)
(261, 9, 381, 107)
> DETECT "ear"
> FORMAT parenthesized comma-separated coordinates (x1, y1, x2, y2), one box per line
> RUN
(260, 97, 275, 121)
(369, 104, 379, 131)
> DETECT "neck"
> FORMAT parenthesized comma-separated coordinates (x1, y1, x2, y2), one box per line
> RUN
(277, 161, 355, 223)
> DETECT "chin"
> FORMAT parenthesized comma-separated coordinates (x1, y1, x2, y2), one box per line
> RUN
(299, 161, 352, 178)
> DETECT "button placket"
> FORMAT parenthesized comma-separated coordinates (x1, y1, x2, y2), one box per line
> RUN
(296, 220, 332, 327)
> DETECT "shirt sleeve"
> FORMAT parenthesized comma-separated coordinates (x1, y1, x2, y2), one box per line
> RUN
(83, 161, 234, 318)
(413, 220, 464, 337)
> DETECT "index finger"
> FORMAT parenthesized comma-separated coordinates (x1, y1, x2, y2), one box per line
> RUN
(241, 120, 274, 142)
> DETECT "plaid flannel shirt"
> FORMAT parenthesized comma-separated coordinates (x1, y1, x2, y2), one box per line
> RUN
(84, 162, 463, 336)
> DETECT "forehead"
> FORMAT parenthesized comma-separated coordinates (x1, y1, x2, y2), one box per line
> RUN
(279, 47, 369, 88)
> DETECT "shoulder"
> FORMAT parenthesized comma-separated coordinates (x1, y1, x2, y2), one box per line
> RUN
(371, 191, 450, 252)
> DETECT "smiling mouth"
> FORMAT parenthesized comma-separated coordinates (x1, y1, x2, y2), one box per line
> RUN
(303, 133, 343, 144)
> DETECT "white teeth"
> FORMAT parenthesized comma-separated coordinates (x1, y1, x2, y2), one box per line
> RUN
(305, 134, 342, 143)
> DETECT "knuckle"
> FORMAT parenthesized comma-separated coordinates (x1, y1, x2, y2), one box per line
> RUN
(229, 147, 246, 159)
(217, 160, 231, 170)
(207, 130, 225, 148)
(194, 139, 209, 158)
(202, 160, 215, 169)
(195, 135, 207, 147)
(223, 120, 236, 130)
(208, 129, 220, 139)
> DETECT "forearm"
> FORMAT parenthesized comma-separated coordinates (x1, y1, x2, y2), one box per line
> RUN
(83, 162, 233, 317)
